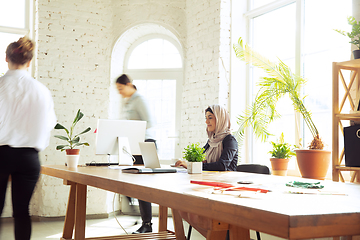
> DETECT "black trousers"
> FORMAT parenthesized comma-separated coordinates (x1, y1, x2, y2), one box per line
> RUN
(132, 139, 156, 224)
(0, 145, 40, 240)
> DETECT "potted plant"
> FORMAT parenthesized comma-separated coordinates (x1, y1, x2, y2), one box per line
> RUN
(54, 109, 91, 168)
(183, 143, 206, 174)
(233, 37, 330, 180)
(268, 133, 295, 176)
(334, 16, 360, 59)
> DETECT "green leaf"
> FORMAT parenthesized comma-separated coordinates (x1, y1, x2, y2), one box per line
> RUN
(73, 142, 90, 147)
(54, 123, 69, 134)
(54, 123, 65, 129)
(56, 145, 69, 150)
(72, 136, 80, 143)
(75, 127, 91, 137)
(73, 109, 84, 125)
(54, 135, 69, 141)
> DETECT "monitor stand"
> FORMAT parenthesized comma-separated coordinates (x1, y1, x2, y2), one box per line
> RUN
(117, 137, 133, 166)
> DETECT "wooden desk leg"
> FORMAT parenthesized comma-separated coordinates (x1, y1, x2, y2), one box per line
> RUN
(206, 230, 228, 240)
(158, 205, 168, 231)
(74, 184, 87, 240)
(205, 220, 229, 240)
(228, 224, 250, 240)
(171, 209, 186, 240)
(62, 182, 76, 239)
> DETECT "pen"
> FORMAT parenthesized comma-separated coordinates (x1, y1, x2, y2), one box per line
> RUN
(287, 191, 347, 196)
(190, 180, 234, 188)
(226, 187, 270, 193)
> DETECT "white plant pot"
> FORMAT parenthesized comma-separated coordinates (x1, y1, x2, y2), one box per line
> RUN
(187, 162, 202, 174)
(66, 154, 80, 169)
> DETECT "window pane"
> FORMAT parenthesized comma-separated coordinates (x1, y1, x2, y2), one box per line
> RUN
(0, 33, 23, 75)
(302, 0, 352, 147)
(0, 0, 25, 28)
(247, 0, 352, 167)
(133, 79, 177, 160)
(253, 3, 296, 63)
(250, 3, 296, 166)
(128, 39, 182, 69)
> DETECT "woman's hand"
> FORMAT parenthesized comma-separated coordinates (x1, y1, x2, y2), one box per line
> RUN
(175, 160, 187, 169)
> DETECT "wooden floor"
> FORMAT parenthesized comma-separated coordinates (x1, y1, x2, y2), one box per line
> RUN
(0, 213, 351, 240)
(0, 214, 205, 240)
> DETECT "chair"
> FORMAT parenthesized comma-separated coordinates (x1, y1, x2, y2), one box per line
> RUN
(236, 164, 270, 175)
(186, 164, 270, 240)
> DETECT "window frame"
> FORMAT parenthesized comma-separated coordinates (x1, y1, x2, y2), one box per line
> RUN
(243, 0, 351, 177)
(0, 0, 34, 74)
(244, 0, 301, 169)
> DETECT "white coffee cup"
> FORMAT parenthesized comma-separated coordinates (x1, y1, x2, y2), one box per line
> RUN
(66, 155, 79, 169)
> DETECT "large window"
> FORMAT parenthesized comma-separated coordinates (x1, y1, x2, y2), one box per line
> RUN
(125, 37, 183, 160)
(0, 0, 32, 75)
(245, 0, 352, 169)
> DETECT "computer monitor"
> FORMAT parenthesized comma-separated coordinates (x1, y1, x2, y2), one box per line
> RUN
(95, 119, 146, 157)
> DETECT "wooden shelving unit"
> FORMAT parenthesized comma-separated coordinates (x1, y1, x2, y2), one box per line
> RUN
(332, 59, 360, 182)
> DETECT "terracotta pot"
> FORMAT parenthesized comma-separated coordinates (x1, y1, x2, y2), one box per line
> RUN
(65, 149, 80, 155)
(295, 149, 331, 180)
(270, 158, 289, 176)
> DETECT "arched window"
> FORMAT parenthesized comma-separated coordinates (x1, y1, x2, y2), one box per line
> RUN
(127, 38, 182, 69)
(124, 36, 183, 160)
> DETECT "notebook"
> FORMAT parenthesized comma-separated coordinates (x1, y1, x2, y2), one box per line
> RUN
(121, 142, 176, 173)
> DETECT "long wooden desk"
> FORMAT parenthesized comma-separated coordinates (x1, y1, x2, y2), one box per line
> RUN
(41, 165, 360, 240)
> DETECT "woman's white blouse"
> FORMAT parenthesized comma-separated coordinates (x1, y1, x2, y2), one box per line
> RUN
(0, 70, 57, 151)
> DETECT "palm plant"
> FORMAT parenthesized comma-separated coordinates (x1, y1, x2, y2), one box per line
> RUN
(233, 37, 324, 150)
(54, 109, 91, 151)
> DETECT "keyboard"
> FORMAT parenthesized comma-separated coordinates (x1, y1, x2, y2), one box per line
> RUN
(86, 162, 118, 166)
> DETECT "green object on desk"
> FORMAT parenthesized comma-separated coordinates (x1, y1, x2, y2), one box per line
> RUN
(286, 181, 324, 189)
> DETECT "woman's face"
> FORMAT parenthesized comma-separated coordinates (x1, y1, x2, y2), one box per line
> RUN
(205, 111, 216, 133)
(116, 83, 132, 98)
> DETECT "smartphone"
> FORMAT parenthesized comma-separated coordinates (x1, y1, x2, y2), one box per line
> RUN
(237, 181, 253, 184)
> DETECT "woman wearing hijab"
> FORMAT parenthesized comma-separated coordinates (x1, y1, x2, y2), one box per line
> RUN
(175, 104, 238, 171)
(174, 104, 237, 239)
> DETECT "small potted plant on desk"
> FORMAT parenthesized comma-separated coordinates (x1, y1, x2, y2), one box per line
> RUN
(335, 16, 360, 59)
(269, 133, 296, 176)
(183, 143, 206, 174)
(54, 109, 91, 169)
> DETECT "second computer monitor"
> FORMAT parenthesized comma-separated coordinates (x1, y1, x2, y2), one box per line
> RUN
(95, 119, 146, 156)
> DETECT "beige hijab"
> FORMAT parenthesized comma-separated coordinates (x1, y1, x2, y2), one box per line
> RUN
(205, 105, 231, 163)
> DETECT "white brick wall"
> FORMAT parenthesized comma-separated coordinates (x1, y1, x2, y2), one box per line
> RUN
(2, 0, 231, 218)
(21, 0, 114, 218)
(180, 0, 231, 151)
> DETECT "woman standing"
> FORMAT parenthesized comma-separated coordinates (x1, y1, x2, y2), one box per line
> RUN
(0, 37, 57, 240)
(116, 74, 156, 234)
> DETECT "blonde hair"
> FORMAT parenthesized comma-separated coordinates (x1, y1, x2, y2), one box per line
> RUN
(6, 36, 35, 65)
